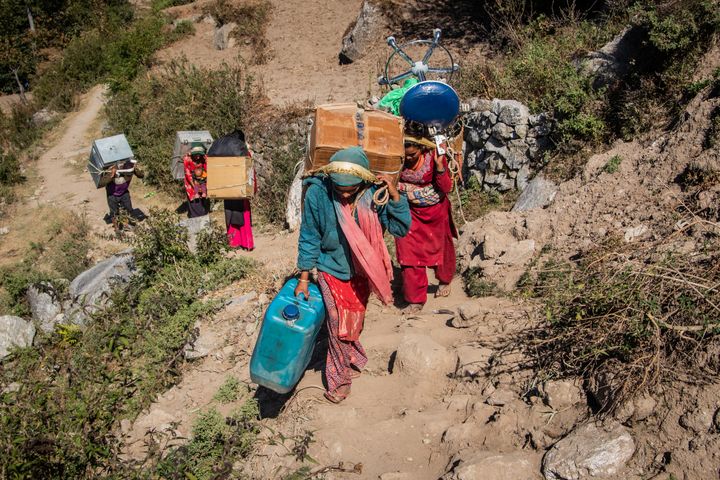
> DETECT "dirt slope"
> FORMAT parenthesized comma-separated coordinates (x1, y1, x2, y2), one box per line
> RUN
(158, 0, 388, 106)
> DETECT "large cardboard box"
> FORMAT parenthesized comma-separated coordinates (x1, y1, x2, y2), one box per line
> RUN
(206, 156, 254, 199)
(88, 134, 134, 188)
(171, 131, 213, 180)
(307, 104, 404, 184)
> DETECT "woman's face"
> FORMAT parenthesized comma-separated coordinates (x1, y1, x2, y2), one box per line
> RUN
(333, 183, 361, 201)
(404, 144, 421, 165)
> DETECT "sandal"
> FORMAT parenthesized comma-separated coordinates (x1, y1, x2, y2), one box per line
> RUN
(404, 303, 424, 314)
(349, 369, 361, 379)
(324, 389, 349, 404)
(435, 284, 451, 298)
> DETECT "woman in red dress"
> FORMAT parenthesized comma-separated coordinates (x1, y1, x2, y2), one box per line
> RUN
(395, 135, 458, 312)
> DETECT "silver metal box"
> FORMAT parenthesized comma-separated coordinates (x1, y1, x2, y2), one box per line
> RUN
(171, 131, 213, 180)
(88, 134, 134, 189)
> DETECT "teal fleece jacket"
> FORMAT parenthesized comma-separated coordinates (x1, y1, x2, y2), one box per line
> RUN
(297, 176, 411, 280)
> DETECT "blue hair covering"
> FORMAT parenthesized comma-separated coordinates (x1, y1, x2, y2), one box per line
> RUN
(328, 147, 370, 187)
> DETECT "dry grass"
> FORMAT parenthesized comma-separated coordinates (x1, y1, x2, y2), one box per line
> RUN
(515, 208, 720, 413)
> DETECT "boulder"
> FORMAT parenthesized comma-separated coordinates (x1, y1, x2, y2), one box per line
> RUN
(542, 380, 584, 411)
(69, 252, 136, 317)
(26, 283, 64, 333)
(496, 240, 535, 266)
(582, 26, 645, 88)
(447, 451, 541, 480)
(285, 164, 304, 231)
(542, 422, 635, 480)
(512, 176, 558, 212)
(183, 321, 217, 360)
(178, 215, 211, 253)
(0, 315, 36, 360)
(394, 334, 455, 377)
(31, 108, 59, 126)
(623, 225, 649, 243)
(214, 22, 237, 50)
(339, 0, 385, 64)
(455, 345, 493, 378)
(494, 100, 530, 126)
(485, 387, 517, 407)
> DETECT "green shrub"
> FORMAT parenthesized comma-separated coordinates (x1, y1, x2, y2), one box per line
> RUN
(166, 19, 196, 43)
(0, 148, 24, 187)
(214, 376, 242, 403)
(106, 60, 262, 192)
(33, 14, 183, 111)
(49, 215, 91, 280)
(0, 207, 255, 476)
(451, 175, 514, 224)
(0, 101, 48, 151)
(152, 0, 194, 10)
(157, 399, 259, 479)
(603, 154, 622, 174)
(254, 140, 305, 226)
(463, 267, 499, 297)
(131, 208, 191, 275)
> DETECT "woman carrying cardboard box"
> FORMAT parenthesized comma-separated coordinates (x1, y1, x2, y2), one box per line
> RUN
(294, 147, 410, 403)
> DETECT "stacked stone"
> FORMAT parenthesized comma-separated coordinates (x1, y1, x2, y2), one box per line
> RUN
(464, 98, 551, 192)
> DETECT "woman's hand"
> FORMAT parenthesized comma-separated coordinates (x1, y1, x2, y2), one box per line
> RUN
(434, 152, 447, 172)
(376, 174, 400, 201)
(294, 271, 310, 300)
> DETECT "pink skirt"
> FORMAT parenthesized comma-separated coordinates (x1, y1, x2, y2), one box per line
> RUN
(227, 208, 254, 250)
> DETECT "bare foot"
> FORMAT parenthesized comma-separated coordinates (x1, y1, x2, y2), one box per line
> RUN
(404, 303, 424, 314)
(435, 283, 451, 298)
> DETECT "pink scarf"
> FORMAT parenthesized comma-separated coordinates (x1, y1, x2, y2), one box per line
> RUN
(333, 189, 394, 305)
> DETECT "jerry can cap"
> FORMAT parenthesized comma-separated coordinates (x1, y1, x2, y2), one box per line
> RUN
(282, 304, 300, 320)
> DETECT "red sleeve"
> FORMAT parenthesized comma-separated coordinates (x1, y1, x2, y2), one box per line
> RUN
(433, 152, 453, 194)
(183, 156, 195, 199)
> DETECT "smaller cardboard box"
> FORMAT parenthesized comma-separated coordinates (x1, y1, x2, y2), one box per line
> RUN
(206, 156, 254, 199)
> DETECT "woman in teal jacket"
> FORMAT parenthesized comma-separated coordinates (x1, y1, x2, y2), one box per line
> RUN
(295, 147, 410, 403)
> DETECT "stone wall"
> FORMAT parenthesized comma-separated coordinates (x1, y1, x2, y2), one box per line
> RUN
(463, 98, 552, 192)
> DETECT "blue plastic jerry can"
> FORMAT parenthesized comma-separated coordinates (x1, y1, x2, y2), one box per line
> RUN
(249, 278, 326, 394)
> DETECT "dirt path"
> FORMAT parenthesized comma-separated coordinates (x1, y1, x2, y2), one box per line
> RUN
(121, 229, 529, 479)
(30, 84, 170, 236)
(33, 85, 115, 225)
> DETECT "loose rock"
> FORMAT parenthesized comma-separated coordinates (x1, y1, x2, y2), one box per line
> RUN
(446, 451, 541, 480)
(26, 283, 64, 333)
(394, 334, 455, 377)
(214, 22, 237, 50)
(178, 215, 212, 253)
(455, 345, 493, 378)
(69, 252, 136, 318)
(512, 176, 558, 212)
(0, 315, 36, 360)
(542, 422, 635, 480)
(339, 0, 385, 63)
(542, 380, 584, 411)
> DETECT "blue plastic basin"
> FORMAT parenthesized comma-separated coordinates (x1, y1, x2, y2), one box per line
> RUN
(399, 80, 460, 130)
